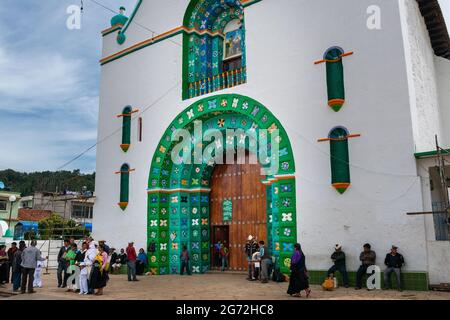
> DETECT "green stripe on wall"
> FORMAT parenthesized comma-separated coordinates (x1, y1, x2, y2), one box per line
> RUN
(306, 270, 429, 291)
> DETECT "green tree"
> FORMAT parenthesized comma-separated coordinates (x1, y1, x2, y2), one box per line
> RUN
(38, 214, 90, 240)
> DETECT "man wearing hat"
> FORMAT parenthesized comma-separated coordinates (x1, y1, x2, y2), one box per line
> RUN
(244, 235, 259, 281)
(327, 244, 349, 288)
(383, 245, 405, 291)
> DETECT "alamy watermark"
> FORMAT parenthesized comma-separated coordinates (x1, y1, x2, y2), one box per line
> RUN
(66, 5, 82, 30)
(170, 120, 280, 176)
(367, 5, 381, 30)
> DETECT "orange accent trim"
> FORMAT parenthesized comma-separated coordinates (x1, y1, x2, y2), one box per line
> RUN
(332, 183, 351, 189)
(317, 134, 361, 142)
(100, 26, 226, 65)
(118, 202, 128, 209)
(116, 109, 139, 118)
(101, 25, 123, 35)
(100, 26, 184, 64)
(314, 52, 354, 64)
(115, 169, 136, 174)
(328, 99, 345, 107)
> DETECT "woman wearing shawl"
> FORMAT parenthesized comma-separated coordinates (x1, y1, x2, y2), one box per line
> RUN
(287, 243, 311, 298)
(136, 248, 148, 275)
(91, 245, 108, 295)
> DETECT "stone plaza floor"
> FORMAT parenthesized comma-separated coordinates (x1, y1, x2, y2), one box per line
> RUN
(1, 272, 450, 300)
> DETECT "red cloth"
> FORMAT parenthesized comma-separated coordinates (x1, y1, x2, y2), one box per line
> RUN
(126, 246, 137, 262)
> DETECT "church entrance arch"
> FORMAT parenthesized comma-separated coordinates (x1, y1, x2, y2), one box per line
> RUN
(147, 94, 297, 275)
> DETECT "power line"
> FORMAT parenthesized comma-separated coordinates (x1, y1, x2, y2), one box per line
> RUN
(87, 0, 181, 47)
(56, 81, 181, 171)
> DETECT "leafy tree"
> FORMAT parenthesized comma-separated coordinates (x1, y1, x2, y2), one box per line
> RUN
(38, 214, 90, 240)
(0, 169, 95, 196)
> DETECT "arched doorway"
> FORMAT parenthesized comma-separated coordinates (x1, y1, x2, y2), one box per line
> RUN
(209, 152, 267, 271)
(147, 94, 297, 275)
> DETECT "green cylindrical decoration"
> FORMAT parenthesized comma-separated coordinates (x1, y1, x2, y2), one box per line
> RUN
(121, 106, 132, 152)
(325, 47, 345, 112)
(119, 164, 130, 209)
(329, 128, 350, 194)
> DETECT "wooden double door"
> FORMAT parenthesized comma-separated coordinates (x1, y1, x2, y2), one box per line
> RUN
(209, 158, 267, 271)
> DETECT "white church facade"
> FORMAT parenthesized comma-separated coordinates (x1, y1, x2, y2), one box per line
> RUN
(94, 0, 450, 289)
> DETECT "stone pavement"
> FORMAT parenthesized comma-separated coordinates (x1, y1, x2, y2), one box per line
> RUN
(1, 272, 450, 300)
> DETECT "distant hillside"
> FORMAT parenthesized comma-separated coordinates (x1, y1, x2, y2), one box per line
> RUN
(0, 169, 95, 196)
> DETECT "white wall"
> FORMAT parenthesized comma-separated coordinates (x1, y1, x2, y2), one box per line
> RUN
(95, 0, 431, 273)
(399, 0, 444, 153)
(434, 56, 450, 149)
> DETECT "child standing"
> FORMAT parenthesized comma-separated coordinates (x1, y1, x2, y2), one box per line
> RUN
(33, 259, 46, 288)
(79, 262, 88, 295)
(180, 246, 191, 275)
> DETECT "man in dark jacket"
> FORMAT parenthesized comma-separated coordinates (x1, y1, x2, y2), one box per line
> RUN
(383, 245, 405, 291)
(327, 244, 349, 287)
(119, 248, 128, 264)
(244, 235, 259, 281)
(57, 239, 69, 288)
(355, 243, 376, 290)
(7, 242, 17, 283)
(12, 241, 25, 292)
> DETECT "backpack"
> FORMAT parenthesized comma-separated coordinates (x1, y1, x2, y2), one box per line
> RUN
(272, 267, 285, 282)
(322, 277, 334, 291)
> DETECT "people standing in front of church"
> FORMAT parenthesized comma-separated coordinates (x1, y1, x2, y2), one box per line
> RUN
(126, 242, 138, 281)
(214, 241, 222, 268)
(327, 244, 349, 288)
(20, 240, 46, 294)
(355, 243, 376, 290)
(258, 240, 272, 283)
(12, 241, 26, 292)
(383, 245, 405, 291)
(245, 235, 259, 281)
(6, 242, 17, 284)
(220, 243, 229, 272)
(136, 248, 148, 275)
(180, 246, 191, 275)
(0, 245, 8, 284)
(57, 239, 69, 288)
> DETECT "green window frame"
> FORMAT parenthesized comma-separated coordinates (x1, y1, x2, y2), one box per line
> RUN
(119, 163, 130, 210)
(121, 106, 132, 152)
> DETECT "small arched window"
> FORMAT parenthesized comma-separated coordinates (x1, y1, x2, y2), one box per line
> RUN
(119, 163, 130, 210)
(315, 46, 354, 112)
(328, 127, 351, 194)
(121, 106, 132, 152)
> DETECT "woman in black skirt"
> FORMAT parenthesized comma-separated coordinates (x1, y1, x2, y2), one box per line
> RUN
(91, 245, 109, 295)
(287, 243, 311, 298)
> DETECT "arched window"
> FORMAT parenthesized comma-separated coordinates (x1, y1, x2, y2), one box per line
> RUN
(328, 127, 351, 194)
(318, 127, 360, 194)
(119, 163, 130, 210)
(183, 0, 246, 100)
(121, 106, 132, 152)
(315, 46, 354, 112)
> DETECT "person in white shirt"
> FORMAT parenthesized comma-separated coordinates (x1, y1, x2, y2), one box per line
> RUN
(79, 262, 89, 295)
(33, 259, 46, 288)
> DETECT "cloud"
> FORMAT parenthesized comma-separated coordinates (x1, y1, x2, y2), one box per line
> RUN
(0, 47, 85, 113)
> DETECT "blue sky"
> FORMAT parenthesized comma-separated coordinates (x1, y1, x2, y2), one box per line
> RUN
(0, 0, 136, 173)
(0, 1, 449, 174)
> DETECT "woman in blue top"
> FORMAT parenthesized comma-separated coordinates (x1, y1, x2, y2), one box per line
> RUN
(136, 248, 148, 275)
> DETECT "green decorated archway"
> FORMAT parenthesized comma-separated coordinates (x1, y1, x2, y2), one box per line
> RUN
(147, 94, 297, 275)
